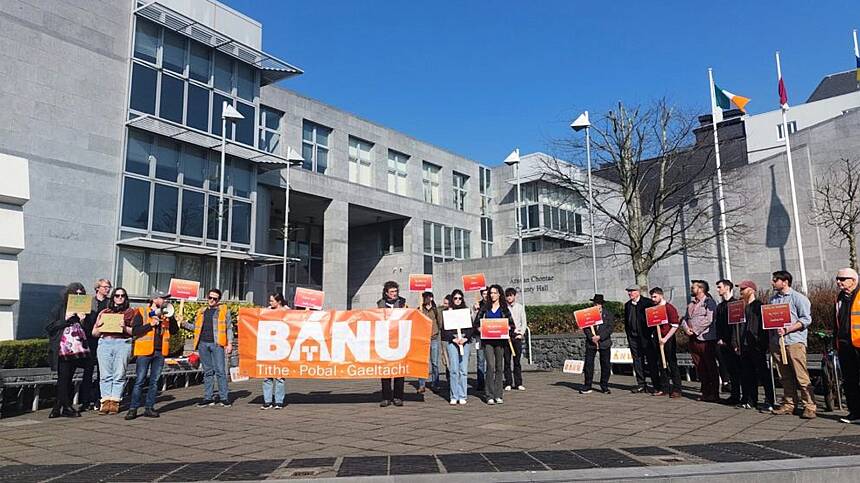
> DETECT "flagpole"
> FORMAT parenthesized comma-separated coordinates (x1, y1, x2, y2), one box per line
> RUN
(707, 68, 732, 281)
(775, 51, 808, 292)
(854, 29, 859, 86)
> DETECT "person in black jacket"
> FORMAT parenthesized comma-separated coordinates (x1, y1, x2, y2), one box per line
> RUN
(715, 279, 741, 405)
(735, 280, 775, 412)
(45, 282, 93, 418)
(442, 289, 474, 404)
(473, 284, 515, 404)
(376, 280, 407, 407)
(623, 285, 658, 393)
(581, 294, 614, 394)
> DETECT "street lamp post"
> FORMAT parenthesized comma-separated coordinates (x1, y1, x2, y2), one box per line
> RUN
(215, 101, 245, 291)
(281, 146, 304, 293)
(571, 112, 598, 294)
(504, 148, 530, 363)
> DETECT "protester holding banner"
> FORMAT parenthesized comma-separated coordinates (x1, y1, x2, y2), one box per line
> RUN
(91, 287, 137, 415)
(503, 287, 527, 391)
(834, 268, 860, 424)
(768, 271, 815, 418)
(377, 281, 407, 406)
(735, 280, 775, 412)
(581, 294, 614, 394)
(418, 291, 443, 394)
(261, 292, 288, 409)
(181, 288, 234, 407)
(623, 285, 658, 393)
(471, 288, 489, 392)
(80, 278, 112, 411)
(714, 280, 741, 405)
(443, 289, 473, 404)
(649, 288, 682, 398)
(45, 283, 92, 418)
(682, 280, 720, 402)
(474, 284, 514, 404)
(126, 290, 178, 420)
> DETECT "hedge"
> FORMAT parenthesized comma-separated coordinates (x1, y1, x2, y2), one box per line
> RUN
(526, 301, 625, 335)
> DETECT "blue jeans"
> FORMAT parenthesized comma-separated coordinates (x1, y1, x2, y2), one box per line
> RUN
(446, 341, 471, 401)
(419, 339, 441, 389)
(97, 338, 131, 401)
(262, 378, 285, 404)
(199, 341, 229, 401)
(131, 353, 164, 409)
(475, 340, 486, 388)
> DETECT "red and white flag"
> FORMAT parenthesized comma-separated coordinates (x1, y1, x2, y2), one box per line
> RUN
(776, 52, 789, 110)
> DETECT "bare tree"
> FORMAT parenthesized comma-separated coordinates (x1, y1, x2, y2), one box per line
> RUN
(809, 157, 860, 271)
(542, 99, 747, 288)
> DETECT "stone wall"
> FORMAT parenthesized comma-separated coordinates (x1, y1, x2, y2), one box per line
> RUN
(526, 333, 629, 369)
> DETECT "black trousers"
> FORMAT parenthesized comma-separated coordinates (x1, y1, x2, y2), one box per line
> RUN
(838, 342, 860, 415)
(55, 357, 93, 409)
(583, 342, 611, 390)
(740, 347, 775, 406)
(380, 377, 404, 401)
(504, 338, 523, 387)
(628, 333, 660, 389)
(659, 338, 683, 393)
(86, 339, 100, 404)
(718, 343, 741, 400)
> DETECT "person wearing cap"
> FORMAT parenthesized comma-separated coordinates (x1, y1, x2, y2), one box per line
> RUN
(126, 290, 178, 420)
(834, 268, 860, 423)
(649, 288, 682, 398)
(580, 294, 614, 394)
(417, 291, 443, 394)
(181, 288, 234, 407)
(735, 280, 774, 412)
(681, 280, 720, 402)
(623, 285, 658, 393)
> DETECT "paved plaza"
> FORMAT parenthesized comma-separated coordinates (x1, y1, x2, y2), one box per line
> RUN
(1, 371, 859, 480)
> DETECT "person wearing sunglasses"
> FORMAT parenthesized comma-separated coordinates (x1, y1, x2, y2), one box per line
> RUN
(835, 268, 860, 424)
(91, 287, 137, 415)
(181, 288, 234, 407)
(80, 278, 112, 411)
(443, 289, 472, 404)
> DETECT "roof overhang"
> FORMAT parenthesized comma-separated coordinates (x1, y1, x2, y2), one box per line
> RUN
(117, 236, 292, 263)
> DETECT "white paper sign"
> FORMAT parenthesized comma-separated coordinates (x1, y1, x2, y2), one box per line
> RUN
(610, 348, 634, 364)
(443, 308, 473, 331)
(229, 366, 249, 383)
(563, 359, 584, 374)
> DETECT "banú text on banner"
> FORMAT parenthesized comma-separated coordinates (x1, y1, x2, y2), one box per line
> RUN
(238, 308, 431, 379)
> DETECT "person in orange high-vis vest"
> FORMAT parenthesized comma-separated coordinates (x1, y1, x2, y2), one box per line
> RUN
(181, 288, 233, 407)
(834, 268, 860, 424)
(126, 290, 178, 420)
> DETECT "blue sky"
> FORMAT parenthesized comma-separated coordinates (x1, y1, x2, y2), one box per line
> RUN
(225, 0, 859, 166)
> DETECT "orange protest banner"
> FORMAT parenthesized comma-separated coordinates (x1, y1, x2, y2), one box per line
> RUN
(462, 273, 487, 292)
(573, 306, 603, 330)
(645, 305, 668, 327)
(408, 274, 432, 292)
(762, 303, 792, 330)
(480, 318, 510, 339)
(168, 278, 200, 300)
(727, 300, 745, 324)
(238, 308, 431, 379)
(294, 287, 325, 310)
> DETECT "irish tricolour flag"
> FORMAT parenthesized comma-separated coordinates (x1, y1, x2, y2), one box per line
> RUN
(714, 85, 750, 113)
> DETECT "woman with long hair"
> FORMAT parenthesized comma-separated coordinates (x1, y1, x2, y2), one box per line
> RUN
(91, 287, 139, 415)
(474, 284, 514, 405)
(45, 283, 92, 418)
(261, 292, 288, 409)
(443, 289, 473, 404)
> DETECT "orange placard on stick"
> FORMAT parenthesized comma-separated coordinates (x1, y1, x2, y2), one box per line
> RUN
(238, 308, 431, 379)
(462, 273, 487, 292)
(762, 303, 792, 330)
(294, 287, 325, 310)
(409, 274, 432, 292)
(645, 305, 668, 327)
(168, 278, 200, 300)
(480, 318, 510, 339)
(573, 306, 603, 330)
(727, 300, 746, 325)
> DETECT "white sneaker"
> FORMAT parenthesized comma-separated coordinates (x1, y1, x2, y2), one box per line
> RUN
(504, 385, 512, 391)
(496, 398, 504, 404)
(458, 399, 467, 405)
(449, 399, 458, 405)
(486, 398, 496, 405)
(517, 385, 526, 391)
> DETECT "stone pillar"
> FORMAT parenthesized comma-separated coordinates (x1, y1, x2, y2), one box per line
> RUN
(323, 199, 348, 309)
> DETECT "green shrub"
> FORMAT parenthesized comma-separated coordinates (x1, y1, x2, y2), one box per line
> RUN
(527, 301, 624, 335)
(0, 339, 50, 368)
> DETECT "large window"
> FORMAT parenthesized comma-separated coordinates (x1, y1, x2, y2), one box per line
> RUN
(259, 106, 283, 154)
(379, 220, 405, 256)
(387, 150, 408, 196)
(422, 221, 470, 274)
(301, 120, 331, 174)
(422, 162, 441, 205)
(284, 222, 324, 288)
(348, 137, 373, 186)
(481, 217, 493, 257)
(452, 171, 468, 211)
(479, 166, 491, 215)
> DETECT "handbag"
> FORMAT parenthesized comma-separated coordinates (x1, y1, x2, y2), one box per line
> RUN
(59, 321, 91, 359)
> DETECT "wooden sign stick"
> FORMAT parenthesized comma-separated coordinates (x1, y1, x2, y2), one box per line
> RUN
(456, 328, 464, 356)
(508, 338, 516, 357)
(779, 333, 787, 361)
(657, 327, 667, 369)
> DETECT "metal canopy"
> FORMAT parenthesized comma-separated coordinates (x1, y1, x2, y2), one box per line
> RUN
(134, 1, 303, 86)
(117, 236, 285, 262)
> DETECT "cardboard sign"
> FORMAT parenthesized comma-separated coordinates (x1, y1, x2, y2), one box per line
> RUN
(480, 318, 510, 339)
(229, 366, 250, 382)
(442, 308, 473, 331)
(762, 303, 792, 330)
(563, 359, 585, 374)
(610, 348, 633, 364)
(408, 274, 432, 292)
(645, 305, 668, 327)
(727, 300, 745, 325)
(238, 308, 431, 379)
(462, 273, 487, 292)
(168, 278, 200, 300)
(66, 294, 91, 315)
(573, 306, 603, 330)
(99, 313, 125, 334)
(294, 287, 325, 310)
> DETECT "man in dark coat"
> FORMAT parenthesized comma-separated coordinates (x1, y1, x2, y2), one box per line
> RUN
(377, 280, 407, 407)
(581, 294, 614, 394)
(624, 285, 658, 393)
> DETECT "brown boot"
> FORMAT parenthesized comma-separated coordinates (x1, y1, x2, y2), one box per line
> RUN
(98, 400, 110, 415)
(109, 400, 120, 415)
(771, 404, 795, 415)
(801, 407, 817, 419)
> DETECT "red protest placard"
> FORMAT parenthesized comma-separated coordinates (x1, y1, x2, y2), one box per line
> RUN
(761, 303, 791, 330)
(727, 300, 745, 325)
(168, 278, 200, 300)
(480, 318, 510, 339)
(574, 306, 603, 330)
(408, 274, 432, 292)
(645, 305, 668, 327)
(462, 273, 487, 292)
(294, 287, 325, 310)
